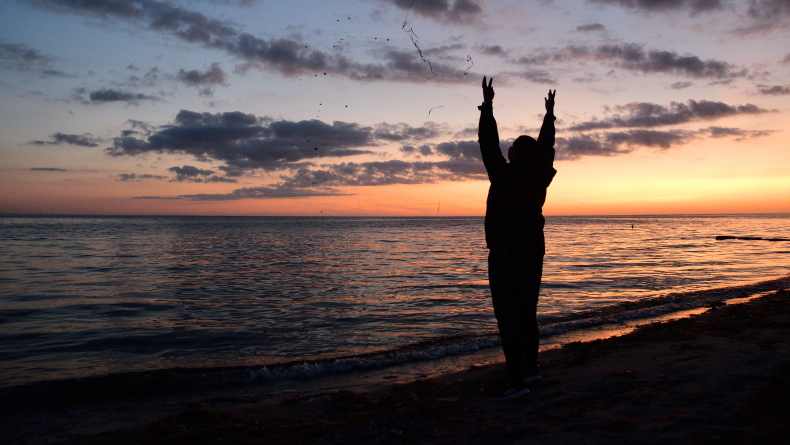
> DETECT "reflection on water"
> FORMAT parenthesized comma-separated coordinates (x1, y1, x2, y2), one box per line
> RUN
(0, 214, 788, 386)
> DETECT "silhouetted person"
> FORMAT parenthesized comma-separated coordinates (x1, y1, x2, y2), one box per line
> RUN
(478, 76, 556, 401)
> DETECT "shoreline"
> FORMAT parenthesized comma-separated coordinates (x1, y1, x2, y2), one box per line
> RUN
(3, 289, 790, 444)
(5, 275, 788, 393)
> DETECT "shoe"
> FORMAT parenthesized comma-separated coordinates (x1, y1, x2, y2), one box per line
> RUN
(490, 383, 529, 401)
(523, 374, 542, 384)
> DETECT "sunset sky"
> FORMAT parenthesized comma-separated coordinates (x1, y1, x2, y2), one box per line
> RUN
(1, 0, 788, 216)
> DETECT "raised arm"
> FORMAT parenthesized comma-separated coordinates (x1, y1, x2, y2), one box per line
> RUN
(537, 89, 556, 148)
(478, 76, 506, 180)
(536, 89, 557, 188)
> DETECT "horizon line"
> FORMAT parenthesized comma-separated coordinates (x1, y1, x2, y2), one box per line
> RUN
(1, 212, 788, 218)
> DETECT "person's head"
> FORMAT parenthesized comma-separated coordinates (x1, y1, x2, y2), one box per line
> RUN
(508, 135, 539, 165)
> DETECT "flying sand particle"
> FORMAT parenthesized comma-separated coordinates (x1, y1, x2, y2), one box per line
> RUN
(402, 0, 434, 81)
(464, 55, 474, 75)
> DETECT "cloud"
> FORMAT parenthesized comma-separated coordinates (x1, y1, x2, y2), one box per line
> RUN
(0, 41, 72, 77)
(131, 137, 494, 201)
(287, 159, 486, 187)
(556, 129, 694, 160)
(373, 122, 443, 141)
(556, 124, 774, 160)
(433, 140, 481, 160)
(167, 157, 487, 200)
(193, 0, 258, 5)
(30, 167, 67, 172)
(137, 186, 351, 200)
(106, 110, 443, 173)
(30, 132, 103, 147)
(703, 126, 774, 140)
(124, 67, 167, 88)
(589, 0, 790, 33)
(72, 87, 161, 104)
(268, 140, 487, 190)
(117, 173, 167, 181)
(175, 62, 228, 96)
(517, 43, 747, 79)
(567, 99, 770, 131)
(390, 0, 483, 24)
(670, 81, 693, 89)
(758, 85, 790, 95)
(167, 165, 238, 182)
(576, 23, 606, 31)
(478, 45, 507, 56)
(606, 129, 692, 147)
(401, 144, 435, 156)
(168, 165, 215, 178)
(513, 69, 556, 84)
(128, 119, 773, 197)
(739, 0, 790, 33)
(556, 134, 623, 160)
(588, 0, 724, 14)
(0, 41, 51, 67)
(31, 0, 474, 83)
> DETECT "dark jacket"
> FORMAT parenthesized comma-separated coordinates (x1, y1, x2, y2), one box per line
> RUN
(478, 102, 556, 255)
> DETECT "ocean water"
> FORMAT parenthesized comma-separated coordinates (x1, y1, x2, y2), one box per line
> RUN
(1, 214, 789, 390)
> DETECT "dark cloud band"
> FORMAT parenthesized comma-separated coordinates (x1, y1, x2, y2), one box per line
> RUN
(588, 0, 724, 14)
(176, 63, 228, 96)
(167, 165, 238, 182)
(106, 110, 443, 175)
(568, 99, 770, 131)
(589, 0, 790, 33)
(117, 173, 167, 181)
(30, 0, 474, 83)
(391, 0, 482, 24)
(517, 43, 746, 79)
(30, 132, 103, 147)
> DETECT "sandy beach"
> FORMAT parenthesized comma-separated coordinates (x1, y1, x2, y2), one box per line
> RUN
(4, 289, 790, 445)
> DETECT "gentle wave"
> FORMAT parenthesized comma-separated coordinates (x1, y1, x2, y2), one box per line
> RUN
(2, 214, 789, 389)
(3, 274, 788, 407)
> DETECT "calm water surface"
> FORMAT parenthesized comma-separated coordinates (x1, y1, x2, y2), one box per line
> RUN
(1, 215, 789, 387)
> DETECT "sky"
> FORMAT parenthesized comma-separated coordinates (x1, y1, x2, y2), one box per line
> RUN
(1, 0, 788, 216)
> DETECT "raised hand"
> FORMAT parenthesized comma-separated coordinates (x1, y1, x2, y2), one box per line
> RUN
(545, 89, 556, 114)
(482, 76, 494, 103)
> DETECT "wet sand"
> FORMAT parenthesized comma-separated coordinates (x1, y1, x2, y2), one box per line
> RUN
(4, 290, 790, 445)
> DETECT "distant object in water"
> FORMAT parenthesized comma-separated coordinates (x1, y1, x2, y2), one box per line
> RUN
(716, 236, 790, 241)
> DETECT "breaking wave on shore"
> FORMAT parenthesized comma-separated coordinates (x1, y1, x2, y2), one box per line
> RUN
(4, 275, 788, 408)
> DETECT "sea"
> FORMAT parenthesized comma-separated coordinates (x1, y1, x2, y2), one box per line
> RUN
(1, 214, 789, 397)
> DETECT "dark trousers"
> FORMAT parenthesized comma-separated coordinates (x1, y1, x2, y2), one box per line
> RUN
(488, 250, 543, 385)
